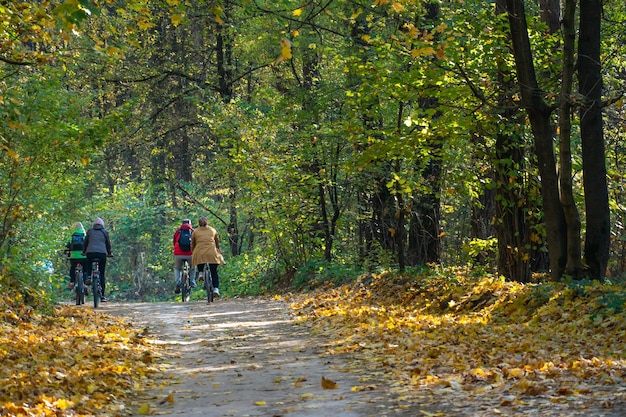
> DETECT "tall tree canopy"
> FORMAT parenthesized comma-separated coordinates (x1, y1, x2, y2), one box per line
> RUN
(1, 0, 625, 299)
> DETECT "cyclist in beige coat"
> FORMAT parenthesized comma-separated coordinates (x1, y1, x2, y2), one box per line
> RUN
(191, 216, 225, 296)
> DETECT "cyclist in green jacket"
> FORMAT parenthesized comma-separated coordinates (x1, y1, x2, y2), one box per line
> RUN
(65, 222, 87, 290)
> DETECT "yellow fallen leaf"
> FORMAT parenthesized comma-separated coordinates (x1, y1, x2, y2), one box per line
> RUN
(136, 403, 152, 415)
(158, 392, 175, 405)
(55, 398, 71, 410)
(321, 376, 338, 389)
(254, 401, 266, 406)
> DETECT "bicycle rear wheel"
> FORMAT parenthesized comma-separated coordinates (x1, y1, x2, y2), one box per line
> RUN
(180, 269, 191, 302)
(92, 271, 100, 308)
(204, 266, 214, 303)
(75, 266, 85, 305)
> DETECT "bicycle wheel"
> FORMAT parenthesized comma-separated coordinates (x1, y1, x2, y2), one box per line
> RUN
(204, 265, 214, 303)
(181, 268, 190, 302)
(92, 266, 101, 308)
(75, 265, 85, 305)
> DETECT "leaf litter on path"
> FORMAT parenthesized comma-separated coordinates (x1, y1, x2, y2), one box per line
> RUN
(288, 271, 626, 416)
(2, 271, 624, 417)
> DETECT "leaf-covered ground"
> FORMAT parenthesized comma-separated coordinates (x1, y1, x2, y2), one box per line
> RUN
(1, 270, 624, 416)
(288, 271, 626, 415)
(0, 294, 161, 417)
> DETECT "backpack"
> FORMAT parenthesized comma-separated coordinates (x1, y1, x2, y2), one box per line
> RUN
(70, 233, 85, 251)
(178, 229, 192, 251)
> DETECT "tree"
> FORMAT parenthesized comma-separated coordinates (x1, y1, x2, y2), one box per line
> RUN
(505, 0, 569, 281)
(578, 0, 610, 278)
(505, 0, 612, 280)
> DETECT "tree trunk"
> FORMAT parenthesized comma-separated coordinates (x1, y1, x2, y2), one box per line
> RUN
(407, 146, 442, 265)
(505, 0, 567, 280)
(559, 0, 583, 278)
(492, 0, 531, 282)
(215, 8, 240, 256)
(578, 0, 610, 278)
(406, 2, 443, 267)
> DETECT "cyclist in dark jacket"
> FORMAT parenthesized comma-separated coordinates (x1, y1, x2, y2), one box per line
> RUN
(82, 217, 113, 301)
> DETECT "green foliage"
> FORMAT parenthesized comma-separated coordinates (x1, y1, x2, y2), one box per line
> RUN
(462, 238, 498, 260)
(293, 260, 365, 290)
(2, 0, 626, 306)
(220, 253, 282, 297)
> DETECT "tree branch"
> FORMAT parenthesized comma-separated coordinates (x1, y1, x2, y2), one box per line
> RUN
(175, 183, 229, 228)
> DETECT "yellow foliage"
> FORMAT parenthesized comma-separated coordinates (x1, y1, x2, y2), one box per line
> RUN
(170, 14, 183, 26)
(136, 403, 152, 415)
(0, 299, 161, 416)
(137, 18, 155, 30)
(412, 46, 436, 58)
(391, 2, 405, 13)
(280, 37, 292, 60)
(288, 269, 626, 404)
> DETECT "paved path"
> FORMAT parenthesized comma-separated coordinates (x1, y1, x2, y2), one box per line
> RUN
(102, 298, 626, 417)
(102, 298, 395, 417)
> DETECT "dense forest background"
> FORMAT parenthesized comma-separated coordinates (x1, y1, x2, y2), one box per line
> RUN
(1, 0, 625, 303)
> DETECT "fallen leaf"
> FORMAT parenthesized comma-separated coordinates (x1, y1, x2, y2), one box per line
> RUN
(158, 392, 175, 405)
(136, 403, 152, 415)
(321, 376, 338, 389)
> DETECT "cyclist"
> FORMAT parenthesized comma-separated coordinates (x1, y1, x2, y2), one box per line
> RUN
(65, 222, 87, 293)
(191, 216, 225, 297)
(82, 217, 113, 302)
(173, 218, 196, 294)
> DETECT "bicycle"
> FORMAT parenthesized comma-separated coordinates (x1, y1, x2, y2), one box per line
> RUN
(73, 262, 86, 305)
(62, 250, 88, 306)
(89, 255, 112, 308)
(180, 259, 192, 302)
(202, 263, 214, 304)
(90, 259, 103, 308)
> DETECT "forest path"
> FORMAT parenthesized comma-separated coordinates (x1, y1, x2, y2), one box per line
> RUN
(100, 298, 624, 417)
(101, 298, 409, 417)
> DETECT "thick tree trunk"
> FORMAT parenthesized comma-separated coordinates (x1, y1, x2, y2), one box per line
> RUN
(492, 0, 531, 282)
(578, 0, 610, 278)
(559, 0, 583, 278)
(505, 0, 567, 280)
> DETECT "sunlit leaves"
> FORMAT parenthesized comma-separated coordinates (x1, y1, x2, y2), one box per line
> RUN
(289, 270, 626, 408)
(137, 17, 156, 30)
(275, 37, 293, 63)
(170, 14, 183, 26)
(0, 299, 161, 416)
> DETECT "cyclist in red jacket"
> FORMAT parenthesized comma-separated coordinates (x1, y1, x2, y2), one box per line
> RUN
(173, 219, 196, 293)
